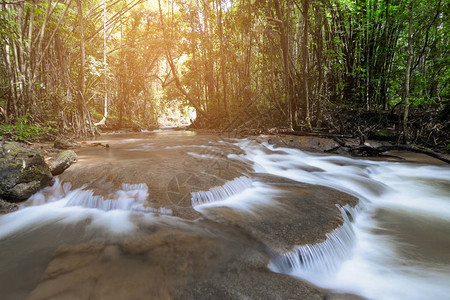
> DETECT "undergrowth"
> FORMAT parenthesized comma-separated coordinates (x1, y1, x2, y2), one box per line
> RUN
(0, 115, 59, 142)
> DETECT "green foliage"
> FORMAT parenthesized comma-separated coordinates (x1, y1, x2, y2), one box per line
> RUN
(0, 115, 59, 142)
(90, 110, 104, 121)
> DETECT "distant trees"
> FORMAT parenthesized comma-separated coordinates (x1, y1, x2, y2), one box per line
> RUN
(0, 0, 73, 120)
(168, 0, 448, 141)
(0, 0, 448, 144)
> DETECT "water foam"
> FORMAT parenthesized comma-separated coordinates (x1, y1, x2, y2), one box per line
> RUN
(193, 182, 279, 215)
(65, 183, 160, 213)
(1, 180, 172, 238)
(191, 176, 253, 206)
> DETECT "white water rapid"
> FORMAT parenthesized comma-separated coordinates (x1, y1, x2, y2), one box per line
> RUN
(236, 141, 450, 300)
(0, 179, 172, 240)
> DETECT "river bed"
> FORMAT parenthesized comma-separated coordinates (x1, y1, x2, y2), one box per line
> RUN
(0, 130, 449, 300)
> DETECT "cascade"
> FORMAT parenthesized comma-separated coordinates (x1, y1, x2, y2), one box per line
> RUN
(270, 205, 360, 275)
(191, 176, 253, 206)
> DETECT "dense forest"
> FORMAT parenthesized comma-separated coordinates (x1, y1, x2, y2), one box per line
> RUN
(0, 0, 448, 150)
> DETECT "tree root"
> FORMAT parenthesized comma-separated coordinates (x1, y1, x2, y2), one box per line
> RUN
(376, 144, 450, 164)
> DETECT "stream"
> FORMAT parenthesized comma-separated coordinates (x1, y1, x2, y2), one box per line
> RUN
(0, 130, 449, 300)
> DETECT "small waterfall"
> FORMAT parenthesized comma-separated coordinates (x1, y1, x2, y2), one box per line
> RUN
(23, 178, 72, 206)
(65, 183, 148, 211)
(25, 180, 171, 215)
(270, 205, 359, 275)
(191, 176, 253, 206)
(65, 183, 171, 214)
(66, 190, 133, 211)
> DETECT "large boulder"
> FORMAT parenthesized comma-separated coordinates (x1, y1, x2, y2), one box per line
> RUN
(0, 141, 53, 202)
(47, 150, 78, 176)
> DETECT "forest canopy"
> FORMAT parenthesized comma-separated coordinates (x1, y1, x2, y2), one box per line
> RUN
(0, 0, 448, 149)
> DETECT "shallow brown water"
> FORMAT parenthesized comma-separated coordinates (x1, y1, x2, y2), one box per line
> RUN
(0, 131, 359, 300)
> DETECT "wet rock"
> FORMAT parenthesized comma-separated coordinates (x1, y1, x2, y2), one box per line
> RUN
(54, 138, 76, 150)
(323, 292, 367, 300)
(332, 146, 352, 156)
(0, 198, 18, 213)
(26, 222, 324, 300)
(47, 150, 78, 176)
(199, 173, 359, 253)
(0, 141, 53, 202)
(258, 134, 340, 153)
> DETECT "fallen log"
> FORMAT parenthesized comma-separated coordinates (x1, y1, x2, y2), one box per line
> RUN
(351, 144, 384, 156)
(278, 130, 354, 139)
(333, 136, 347, 147)
(329, 143, 449, 164)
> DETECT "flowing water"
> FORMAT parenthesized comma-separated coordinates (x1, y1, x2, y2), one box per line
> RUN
(0, 131, 449, 300)
(239, 142, 450, 300)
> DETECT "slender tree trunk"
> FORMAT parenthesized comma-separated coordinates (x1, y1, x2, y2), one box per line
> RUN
(4, 40, 18, 119)
(273, 0, 294, 129)
(301, 0, 312, 130)
(77, 0, 85, 114)
(76, 0, 92, 136)
(365, 0, 371, 110)
(402, 0, 414, 144)
(103, 0, 108, 120)
(94, 0, 108, 126)
(313, 4, 324, 127)
(218, 1, 228, 119)
(381, 0, 390, 110)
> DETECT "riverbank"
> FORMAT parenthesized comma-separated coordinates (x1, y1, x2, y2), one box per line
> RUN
(253, 134, 449, 165)
(5, 124, 448, 165)
(190, 127, 449, 165)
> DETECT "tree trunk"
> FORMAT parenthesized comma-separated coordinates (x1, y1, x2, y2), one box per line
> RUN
(94, 0, 108, 127)
(273, 0, 294, 129)
(381, 0, 390, 110)
(313, 4, 324, 127)
(76, 0, 93, 136)
(301, 0, 312, 130)
(218, 1, 228, 119)
(402, 0, 414, 144)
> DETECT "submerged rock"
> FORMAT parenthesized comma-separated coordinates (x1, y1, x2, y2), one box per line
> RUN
(0, 141, 53, 202)
(47, 150, 78, 176)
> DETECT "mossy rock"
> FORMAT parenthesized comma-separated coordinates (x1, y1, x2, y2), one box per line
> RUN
(0, 141, 53, 202)
(48, 150, 78, 176)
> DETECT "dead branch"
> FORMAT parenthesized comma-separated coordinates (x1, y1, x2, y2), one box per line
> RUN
(278, 130, 354, 139)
